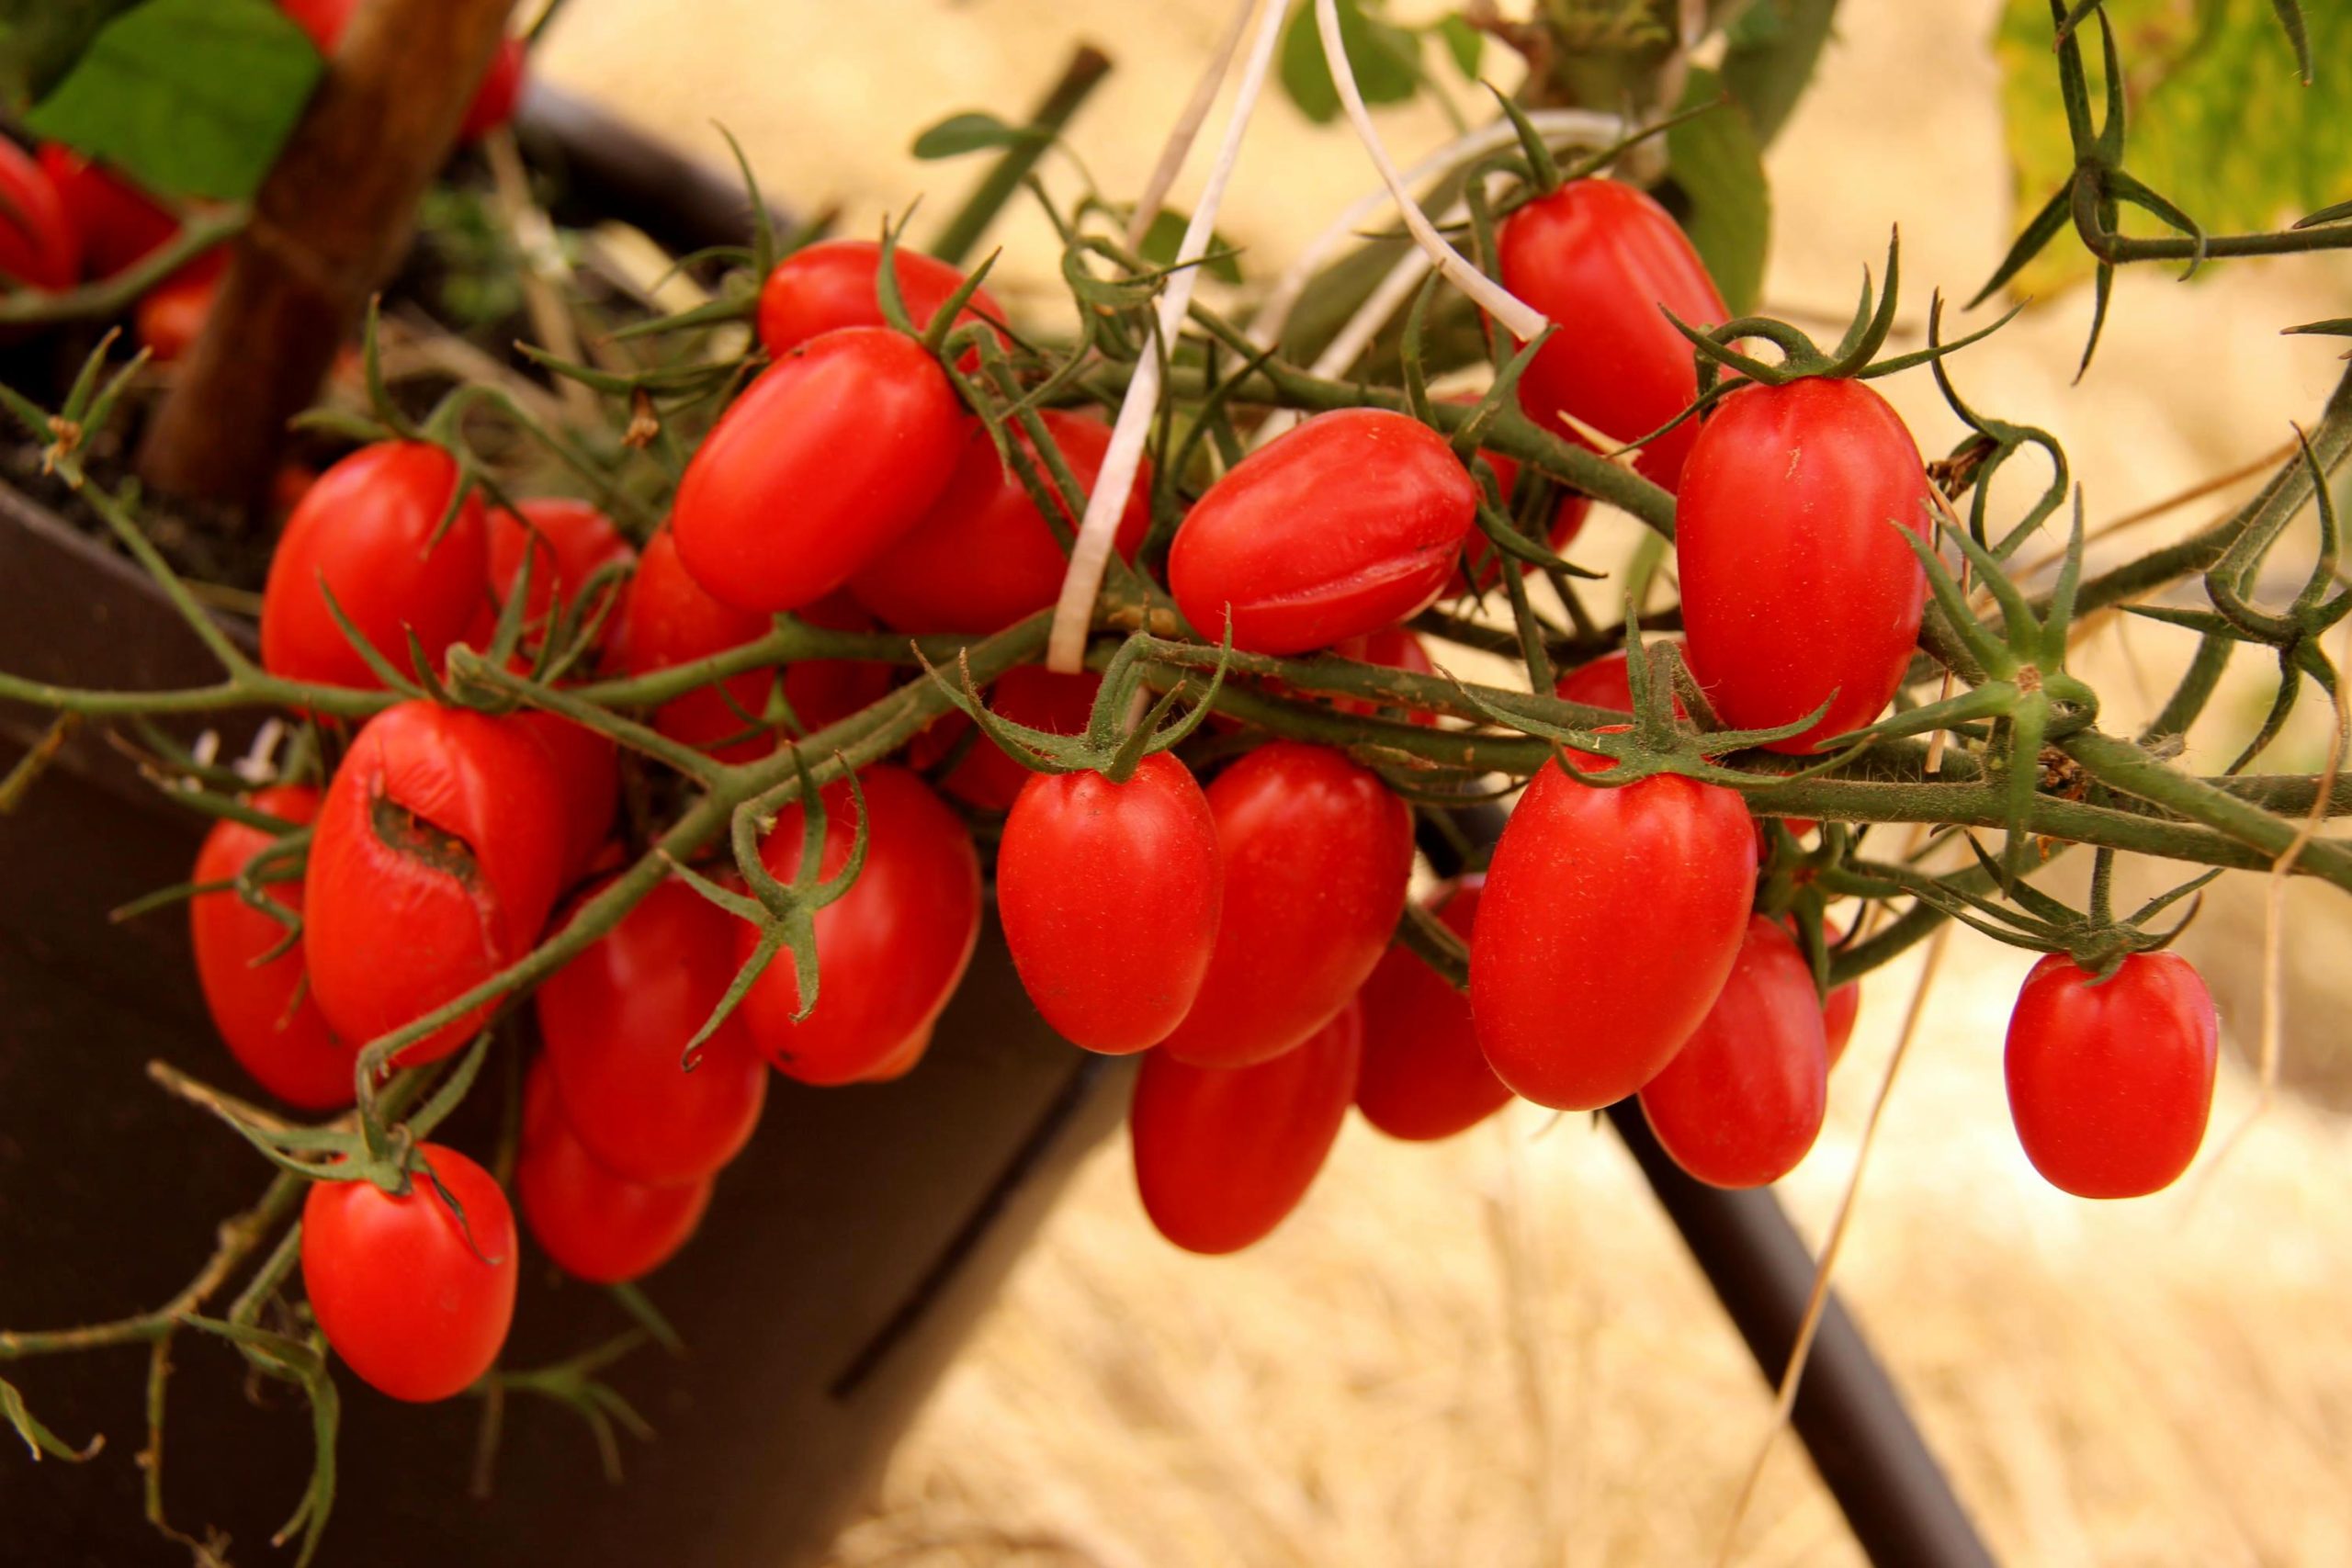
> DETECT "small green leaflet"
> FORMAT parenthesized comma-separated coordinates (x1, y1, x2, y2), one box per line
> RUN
(1279, 0, 1421, 125)
(1434, 14, 1483, 80)
(1667, 72, 1771, 316)
(910, 110, 1039, 161)
(1140, 209, 1243, 284)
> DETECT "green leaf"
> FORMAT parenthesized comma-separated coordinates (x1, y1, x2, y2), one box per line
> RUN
(1720, 0, 1839, 148)
(22, 0, 318, 201)
(1279, 0, 1421, 125)
(1434, 13, 1483, 79)
(1138, 208, 1243, 284)
(0, 0, 142, 107)
(910, 109, 1037, 161)
(1994, 0, 2352, 297)
(1666, 72, 1771, 316)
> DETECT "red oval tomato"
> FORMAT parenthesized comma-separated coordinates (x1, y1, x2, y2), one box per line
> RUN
(1169, 409, 1478, 655)
(132, 262, 220, 362)
(1472, 753, 1756, 1111)
(0, 141, 77, 290)
(672, 327, 966, 614)
(518, 1062, 711, 1284)
(37, 144, 174, 278)
(2005, 951, 2217, 1199)
(1678, 377, 1933, 753)
(261, 443, 488, 692)
(306, 702, 568, 1065)
(1353, 881, 1512, 1141)
(756, 238, 1006, 359)
(300, 1142, 516, 1402)
(908, 666, 1101, 812)
(737, 766, 981, 1084)
(998, 752, 1223, 1054)
(189, 785, 354, 1110)
(485, 497, 635, 644)
(852, 411, 1152, 634)
(858, 1020, 934, 1083)
(280, 0, 520, 142)
(612, 525, 776, 762)
(1131, 998, 1362, 1255)
(1160, 743, 1412, 1067)
(1823, 980, 1860, 1068)
(1498, 178, 1725, 492)
(537, 876, 767, 1186)
(1638, 916, 1828, 1188)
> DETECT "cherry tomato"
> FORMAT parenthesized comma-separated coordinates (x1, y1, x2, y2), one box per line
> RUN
(612, 526, 775, 762)
(1160, 743, 1412, 1067)
(518, 1062, 711, 1284)
(1472, 751, 1756, 1111)
(1169, 409, 1478, 655)
(2005, 951, 2218, 1199)
(737, 766, 981, 1084)
(189, 786, 354, 1110)
(909, 666, 1101, 812)
(280, 0, 521, 142)
(1678, 377, 1933, 753)
(998, 751, 1223, 1054)
(1823, 979, 1860, 1069)
(1637, 917, 1828, 1188)
(1443, 395, 1590, 595)
(0, 139, 78, 290)
(756, 238, 1006, 359)
(261, 443, 488, 692)
(37, 144, 175, 278)
(852, 411, 1151, 634)
(485, 497, 635, 645)
(306, 702, 567, 1065)
(672, 327, 966, 614)
(300, 1142, 516, 1402)
(1498, 178, 1725, 492)
(1353, 881, 1512, 1141)
(1131, 998, 1362, 1255)
(537, 877, 767, 1186)
(858, 1021, 934, 1083)
(132, 262, 219, 362)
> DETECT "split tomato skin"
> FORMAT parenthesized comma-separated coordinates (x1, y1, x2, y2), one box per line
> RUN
(0, 141, 77, 290)
(853, 411, 1152, 635)
(306, 702, 568, 1066)
(38, 144, 174, 278)
(1132, 998, 1363, 1255)
(998, 752, 1223, 1055)
(1168, 409, 1478, 655)
(737, 766, 981, 1085)
(518, 1063, 711, 1285)
(2005, 951, 2218, 1200)
(1354, 881, 1513, 1142)
(756, 239, 1005, 358)
(537, 877, 768, 1186)
(1159, 743, 1412, 1068)
(1677, 377, 1934, 753)
(671, 327, 967, 615)
(260, 443, 488, 692)
(1497, 178, 1725, 492)
(909, 667, 1101, 812)
(1637, 917, 1829, 1189)
(189, 785, 354, 1110)
(1471, 753, 1757, 1111)
(300, 1143, 516, 1403)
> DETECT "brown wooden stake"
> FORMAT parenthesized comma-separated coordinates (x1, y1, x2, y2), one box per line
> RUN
(135, 0, 517, 513)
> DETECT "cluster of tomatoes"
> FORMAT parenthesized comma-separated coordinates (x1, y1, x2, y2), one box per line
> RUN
(177, 175, 2221, 1404)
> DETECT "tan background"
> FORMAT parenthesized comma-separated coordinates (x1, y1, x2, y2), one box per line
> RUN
(538, 3, 2352, 1563)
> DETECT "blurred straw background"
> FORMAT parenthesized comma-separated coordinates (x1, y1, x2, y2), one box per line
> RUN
(537, 2, 2352, 1562)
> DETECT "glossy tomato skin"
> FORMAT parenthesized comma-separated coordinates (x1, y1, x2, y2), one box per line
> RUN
(1823, 981, 1860, 1068)
(2005, 951, 2218, 1199)
(300, 1143, 516, 1402)
(613, 526, 775, 762)
(514, 712, 616, 888)
(261, 443, 488, 692)
(0, 141, 77, 289)
(998, 752, 1223, 1054)
(189, 786, 354, 1110)
(306, 702, 567, 1066)
(1678, 378, 1934, 753)
(737, 766, 981, 1084)
(518, 1062, 711, 1284)
(671, 327, 966, 614)
(1160, 743, 1413, 1067)
(852, 411, 1151, 634)
(1132, 998, 1362, 1255)
(1472, 753, 1756, 1111)
(909, 666, 1100, 813)
(1638, 917, 1829, 1188)
(1169, 410, 1478, 655)
(38, 144, 174, 277)
(1354, 881, 1513, 1141)
(756, 238, 1005, 358)
(537, 877, 767, 1186)
(1498, 179, 1725, 492)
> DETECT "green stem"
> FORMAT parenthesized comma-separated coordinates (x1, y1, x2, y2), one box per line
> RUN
(0, 209, 249, 326)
